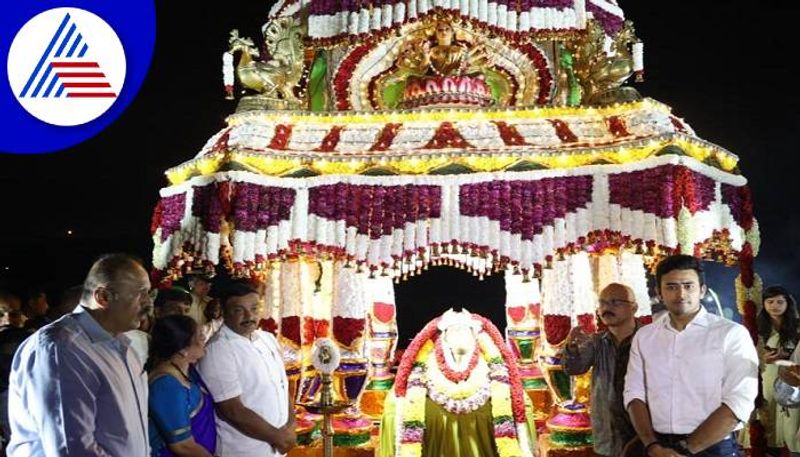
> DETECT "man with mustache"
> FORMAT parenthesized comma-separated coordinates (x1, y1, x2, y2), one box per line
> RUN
(197, 281, 296, 457)
(562, 282, 641, 457)
(624, 255, 758, 456)
(7, 253, 152, 456)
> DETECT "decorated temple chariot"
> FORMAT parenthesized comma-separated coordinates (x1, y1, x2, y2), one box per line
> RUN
(150, 0, 763, 454)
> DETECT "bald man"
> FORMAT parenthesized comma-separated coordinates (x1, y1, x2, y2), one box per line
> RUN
(562, 283, 641, 457)
(7, 254, 152, 456)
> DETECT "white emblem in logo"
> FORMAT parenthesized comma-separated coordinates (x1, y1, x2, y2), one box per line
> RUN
(7, 8, 126, 126)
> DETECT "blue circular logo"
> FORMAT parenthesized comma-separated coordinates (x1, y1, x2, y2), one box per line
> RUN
(0, 1, 155, 153)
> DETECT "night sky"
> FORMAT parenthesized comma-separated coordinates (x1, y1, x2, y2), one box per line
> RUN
(1, 2, 798, 333)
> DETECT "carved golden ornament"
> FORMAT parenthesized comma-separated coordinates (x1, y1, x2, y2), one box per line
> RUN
(568, 20, 642, 105)
(226, 18, 306, 109)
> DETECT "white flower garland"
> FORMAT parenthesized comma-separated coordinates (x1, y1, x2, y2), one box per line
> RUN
(155, 155, 751, 278)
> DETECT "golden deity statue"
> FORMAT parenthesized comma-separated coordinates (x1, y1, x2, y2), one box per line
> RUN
(394, 21, 494, 109)
(398, 22, 490, 77)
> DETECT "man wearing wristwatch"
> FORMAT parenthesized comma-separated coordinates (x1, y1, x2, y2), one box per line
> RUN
(623, 255, 758, 456)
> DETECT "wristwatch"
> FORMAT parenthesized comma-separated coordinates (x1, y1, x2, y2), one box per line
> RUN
(676, 438, 692, 455)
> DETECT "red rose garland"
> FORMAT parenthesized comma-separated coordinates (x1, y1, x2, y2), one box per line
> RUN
(670, 116, 688, 133)
(333, 42, 373, 110)
(493, 121, 527, 146)
(269, 124, 293, 150)
(576, 314, 597, 334)
(332, 316, 366, 348)
(303, 317, 330, 343)
(210, 129, 230, 153)
(434, 337, 480, 383)
(281, 316, 302, 347)
(549, 119, 578, 143)
(315, 126, 344, 152)
(424, 122, 472, 149)
(370, 123, 402, 151)
(259, 317, 279, 335)
(513, 42, 553, 105)
(606, 115, 630, 138)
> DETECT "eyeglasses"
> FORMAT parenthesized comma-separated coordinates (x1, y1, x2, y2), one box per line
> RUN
(598, 299, 634, 307)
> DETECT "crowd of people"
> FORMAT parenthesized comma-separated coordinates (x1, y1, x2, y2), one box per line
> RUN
(0, 254, 293, 457)
(0, 252, 798, 456)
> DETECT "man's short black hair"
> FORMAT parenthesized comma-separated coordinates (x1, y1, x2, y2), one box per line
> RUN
(217, 281, 257, 308)
(154, 288, 192, 309)
(655, 254, 705, 289)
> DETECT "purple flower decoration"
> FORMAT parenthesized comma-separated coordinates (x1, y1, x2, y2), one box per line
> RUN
(159, 194, 186, 241)
(401, 424, 424, 443)
(493, 419, 517, 438)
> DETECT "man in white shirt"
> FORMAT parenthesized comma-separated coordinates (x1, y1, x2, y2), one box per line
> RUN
(7, 253, 152, 456)
(624, 255, 758, 457)
(198, 281, 296, 457)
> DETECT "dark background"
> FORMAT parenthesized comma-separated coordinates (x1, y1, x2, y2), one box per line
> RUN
(1, 1, 798, 336)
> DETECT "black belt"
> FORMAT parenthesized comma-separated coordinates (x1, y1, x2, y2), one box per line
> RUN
(654, 433, 736, 455)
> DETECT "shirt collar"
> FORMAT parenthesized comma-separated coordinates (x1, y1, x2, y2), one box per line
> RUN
(220, 323, 258, 342)
(601, 320, 641, 345)
(663, 306, 710, 330)
(73, 306, 131, 346)
(74, 306, 115, 343)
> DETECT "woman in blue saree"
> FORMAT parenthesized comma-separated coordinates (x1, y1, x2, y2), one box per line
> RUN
(148, 315, 217, 457)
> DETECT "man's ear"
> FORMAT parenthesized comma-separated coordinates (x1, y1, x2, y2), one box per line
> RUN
(93, 287, 111, 309)
(700, 283, 708, 298)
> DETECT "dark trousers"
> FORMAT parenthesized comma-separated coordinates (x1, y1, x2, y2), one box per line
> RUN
(656, 433, 740, 457)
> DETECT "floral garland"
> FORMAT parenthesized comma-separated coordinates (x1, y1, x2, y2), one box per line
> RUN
(333, 42, 373, 110)
(493, 121, 528, 146)
(154, 156, 753, 284)
(281, 316, 302, 347)
(434, 337, 480, 383)
(513, 42, 553, 105)
(303, 317, 330, 343)
(268, 124, 293, 150)
(425, 122, 473, 149)
(585, 1, 624, 35)
(427, 348, 490, 397)
(332, 316, 366, 348)
(315, 126, 344, 152)
(393, 314, 530, 457)
(549, 119, 579, 143)
(606, 115, 630, 138)
(176, 104, 738, 178)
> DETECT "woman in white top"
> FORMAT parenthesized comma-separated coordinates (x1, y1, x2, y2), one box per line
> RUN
(757, 286, 800, 456)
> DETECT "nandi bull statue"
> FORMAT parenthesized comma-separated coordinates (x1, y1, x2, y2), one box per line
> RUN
(223, 17, 305, 109)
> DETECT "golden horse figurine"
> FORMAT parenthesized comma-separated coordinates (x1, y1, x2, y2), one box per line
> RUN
(569, 20, 642, 105)
(226, 18, 305, 108)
